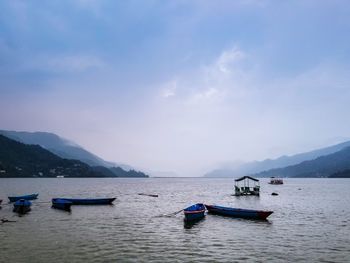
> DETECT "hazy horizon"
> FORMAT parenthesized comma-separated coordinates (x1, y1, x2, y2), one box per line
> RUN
(2, 1, 350, 176)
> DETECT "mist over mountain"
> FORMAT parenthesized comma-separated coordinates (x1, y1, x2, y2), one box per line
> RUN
(0, 131, 148, 178)
(205, 140, 350, 177)
(254, 146, 350, 178)
(0, 134, 104, 178)
(0, 130, 133, 170)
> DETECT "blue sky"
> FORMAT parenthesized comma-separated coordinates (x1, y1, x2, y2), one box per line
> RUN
(1, 0, 350, 176)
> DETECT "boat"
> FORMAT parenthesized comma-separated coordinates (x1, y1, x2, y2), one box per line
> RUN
(269, 177, 283, 185)
(138, 193, 158, 197)
(234, 176, 260, 196)
(57, 198, 116, 205)
(183, 203, 206, 222)
(205, 204, 273, 220)
(13, 199, 32, 214)
(52, 198, 73, 211)
(8, 193, 39, 202)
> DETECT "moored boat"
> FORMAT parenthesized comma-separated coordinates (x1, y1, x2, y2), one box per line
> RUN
(205, 205, 273, 220)
(13, 199, 32, 214)
(183, 203, 206, 222)
(52, 198, 73, 211)
(57, 198, 116, 205)
(8, 193, 39, 202)
(269, 177, 283, 185)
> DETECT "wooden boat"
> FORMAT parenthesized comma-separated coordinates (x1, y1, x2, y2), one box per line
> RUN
(8, 193, 39, 202)
(52, 198, 73, 211)
(57, 198, 116, 205)
(269, 177, 283, 185)
(183, 203, 206, 222)
(138, 193, 158, 197)
(13, 199, 32, 214)
(205, 205, 273, 220)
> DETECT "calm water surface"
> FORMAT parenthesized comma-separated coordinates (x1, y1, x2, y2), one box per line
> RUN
(0, 178, 349, 262)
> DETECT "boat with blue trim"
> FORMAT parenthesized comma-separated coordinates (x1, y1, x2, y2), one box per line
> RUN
(13, 199, 32, 214)
(183, 203, 206, 222)
(8, 193, 39, 202)
(52, 198, 73, 211)
(205, 204, 273, 220)
(57, 198, 116, 205)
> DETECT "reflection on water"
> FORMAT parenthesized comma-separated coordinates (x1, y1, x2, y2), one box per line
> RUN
(0, 178, 350, 263)
(183, 217, 206, 229)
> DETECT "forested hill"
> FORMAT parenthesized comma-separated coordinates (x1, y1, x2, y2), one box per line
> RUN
(0, 135, 148, 178)
(0, 134, 105, 177)
(254, 146, 350, 178)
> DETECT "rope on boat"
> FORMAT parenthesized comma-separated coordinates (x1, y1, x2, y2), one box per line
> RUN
(1, 218, 17, 224)
(159, 208, 183, 217)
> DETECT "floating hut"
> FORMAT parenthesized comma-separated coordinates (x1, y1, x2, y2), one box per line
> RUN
(234, 176, 260, 196)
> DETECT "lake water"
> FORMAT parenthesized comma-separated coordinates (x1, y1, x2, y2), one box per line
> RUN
(0, 178, 349, 262)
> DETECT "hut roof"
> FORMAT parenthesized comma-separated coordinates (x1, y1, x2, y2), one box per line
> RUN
(234, 175, 259, 182)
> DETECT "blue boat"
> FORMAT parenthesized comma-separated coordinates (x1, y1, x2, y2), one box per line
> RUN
(8, 193, 39, 202)
(57, 198, 116, 205)
(183, 203, 206, 222)
(52, 198, 73, 211)
(205, 204, 273, 220)
(13, 199, 32, 214)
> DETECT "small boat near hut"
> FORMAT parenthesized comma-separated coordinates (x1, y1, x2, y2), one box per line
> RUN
(234, 176, 260, 196)
(269, 177, 283, 185)
(52, 198, 73, 211)
(13, 199, 32, 214)
(8, 193, 39, 202)
(183, 203, 206, 222)
(205, 205, 273, 220)
(57, 198, 116, 205)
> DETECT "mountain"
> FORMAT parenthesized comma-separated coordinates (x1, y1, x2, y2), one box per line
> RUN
(205, 140, 350, 177)
(329, 169, 350, 178)
(254, 146, 350, 178)
(109, 167, 148, 178)
(0, 134, 105, 178)
(0, 130, 133, 170)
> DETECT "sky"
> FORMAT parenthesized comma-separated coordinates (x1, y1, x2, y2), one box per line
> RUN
(1, 0, 350, 176)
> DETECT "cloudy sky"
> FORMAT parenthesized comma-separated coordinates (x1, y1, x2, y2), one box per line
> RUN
(1, 0, 350, 176)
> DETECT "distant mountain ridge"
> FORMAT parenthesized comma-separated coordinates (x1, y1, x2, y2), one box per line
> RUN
(0, 131, 148, 178)
(205, 140, 350, 177)
(0, 134, 104, 178)
(254, 146, 350, 178)
(0, 130, 132, 170)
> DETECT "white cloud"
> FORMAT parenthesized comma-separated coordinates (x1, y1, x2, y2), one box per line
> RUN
(160, 80, 177, 98)
(216, 47, 246, 73)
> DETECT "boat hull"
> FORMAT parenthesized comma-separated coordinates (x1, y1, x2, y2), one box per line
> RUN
(8, 194, 38, 202)
(52, 199, 73, 211)
(13, 199, 32, 214)
(205, 205, 273, 220)
(58, 198, 116, 205)
(184, 203, 206, 222)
